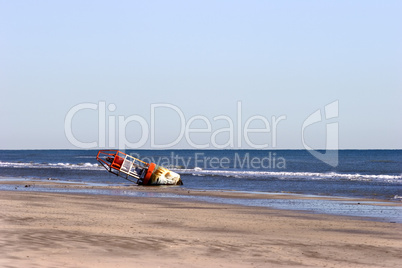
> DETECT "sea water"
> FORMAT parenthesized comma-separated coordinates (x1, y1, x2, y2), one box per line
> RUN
(1, 150, 401, 222)
(0, 150, 400, 200)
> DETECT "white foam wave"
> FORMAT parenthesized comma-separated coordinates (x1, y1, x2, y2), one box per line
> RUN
(1, 160, 401, 184)
(174, 168, 402, 183)
(0, 161, 101, 170)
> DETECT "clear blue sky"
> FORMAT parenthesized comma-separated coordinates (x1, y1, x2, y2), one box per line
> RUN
(1, 0, 401, 149)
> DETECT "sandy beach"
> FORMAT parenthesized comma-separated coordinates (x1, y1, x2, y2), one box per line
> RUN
(0, 187, 401, 268)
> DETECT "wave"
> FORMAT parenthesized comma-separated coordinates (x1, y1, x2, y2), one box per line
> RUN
(174, 168, 402, 184)
(0, 161, 101, 170)
(1, 161, 401, 184)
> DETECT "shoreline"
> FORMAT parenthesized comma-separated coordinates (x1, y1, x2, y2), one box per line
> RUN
(1, 189, 401, 267)
(1, 179, 402, 223)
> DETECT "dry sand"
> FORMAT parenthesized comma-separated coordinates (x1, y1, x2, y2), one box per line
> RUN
(0, 190, 401, 268)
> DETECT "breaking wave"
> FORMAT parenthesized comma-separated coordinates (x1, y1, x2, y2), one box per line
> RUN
(1, 161, 401, 184)
(175, 168, 402, 184)
(0, 161, 101, 170)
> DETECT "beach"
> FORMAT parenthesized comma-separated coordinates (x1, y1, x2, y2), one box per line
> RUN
(1, 186, 401, 268)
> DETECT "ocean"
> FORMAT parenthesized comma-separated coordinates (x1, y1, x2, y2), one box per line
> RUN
(0, 149, 401, 200)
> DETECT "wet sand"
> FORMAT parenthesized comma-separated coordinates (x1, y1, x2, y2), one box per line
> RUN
(1, 188, 401, 268)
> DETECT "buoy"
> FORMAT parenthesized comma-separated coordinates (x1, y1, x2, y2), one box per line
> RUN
(96, 150, 183, 185)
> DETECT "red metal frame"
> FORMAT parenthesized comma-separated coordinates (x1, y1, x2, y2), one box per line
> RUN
(96, 150, 150, 182)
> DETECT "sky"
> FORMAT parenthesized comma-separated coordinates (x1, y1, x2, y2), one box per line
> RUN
(1, 0, 401, 149)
